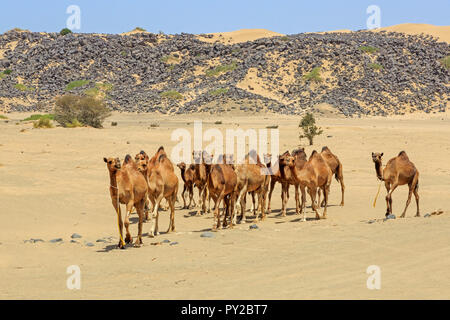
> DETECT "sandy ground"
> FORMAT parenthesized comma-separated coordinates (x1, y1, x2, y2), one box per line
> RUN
(0, 111, 449, 300)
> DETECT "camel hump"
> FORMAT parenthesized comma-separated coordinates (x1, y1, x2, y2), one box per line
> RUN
(158, 153, 167, 162)
(189, 164, 195, 170)
(157, 146, 165, 152)
(321, 146, 330, 152)
(124, 154, 133, 164)
(140, 150, 146, 155)
(398, 150, 408, 157)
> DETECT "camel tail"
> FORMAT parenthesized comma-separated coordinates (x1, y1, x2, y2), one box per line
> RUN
(335, 161, 343, 182)
(413, 171, 419, 192)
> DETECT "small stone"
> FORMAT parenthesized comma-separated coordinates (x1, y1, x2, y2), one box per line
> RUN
(49, 238, 63, 243)
(170, 242, 179, 246)
(200, 232, 215, 238)
(161, 239, 170, 243)
(249, 224, 259, 230)
(126, 141, 130, 144)
(85, 242, 94, 247)
(367, 220, 376, 224)
(424, 213, 431, 218)
(70, 240, 79, 243)
(71, 233, 82, 239)
(96, 239, 107, 242)
(384, 214, 396, 221)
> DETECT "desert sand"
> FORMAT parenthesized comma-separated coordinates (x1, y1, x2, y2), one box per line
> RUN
(197, 28, 284, 44)
(0, 111, 449, 299)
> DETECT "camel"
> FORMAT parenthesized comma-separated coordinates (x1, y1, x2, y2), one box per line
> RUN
(282, 150, 332, 221)
(372, 151, 420, 218)
(207, 156, 237, 230)
(104, 155, 148, 248)
(265, 151, 289, 215)
(192, 150, 211, 215)
(318, 146, 345, 207)
(177, 162, 196, 209)
(136, 147, 178, 236)
(234, 151, 270, 223)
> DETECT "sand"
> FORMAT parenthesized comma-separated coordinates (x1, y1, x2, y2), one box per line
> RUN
(197, 29, 284, 44)
(377, 23, 450, 43)
(0, 111, 449, 299)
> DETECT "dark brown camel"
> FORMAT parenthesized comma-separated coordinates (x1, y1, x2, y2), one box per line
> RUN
(177, 162, 196, 209)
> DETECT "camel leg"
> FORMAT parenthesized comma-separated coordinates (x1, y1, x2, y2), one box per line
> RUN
(413, 185, 420, 217)
(134, 199, 145, 247)
(188, 185, 196, 208)
(202, 185, 208, 214)
(207, 188, 212, 213)
(320, 185, 330, 207)
(386, 182, 398, 217)
(339, 177, 345, 206)
(300, 186, 307, 222)
(223, 195, 230, 228)
(281, 183, 289, 217)
(181, 185, 187, 209)
(258, 190, 266, 221)
(166, 193, 176, 233)
(267, 179, 276, 214)
(112, 200, 125, 248)
(294, 184, 300, 215)
(384, 182, 391, 216)
(322, 186, 329, 219)
(196, 187, 203, 215)
(124, 201, 134, 244)
(213, 191, 225, 231)
(251, 192, 256, 215)
(309, 187, 321, 220)
(236, 184, 248, 224)
(150, 192, 164, 237)
(400, 184, 414, 219)
(317, 188, 322, 208)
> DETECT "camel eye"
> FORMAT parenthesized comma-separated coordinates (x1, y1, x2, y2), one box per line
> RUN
(108, 161, 112, 164)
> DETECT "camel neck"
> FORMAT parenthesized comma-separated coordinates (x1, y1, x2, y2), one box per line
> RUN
(375, 161, 384, 180)
(109, 170, 120, 189)
(180, 168, 186, 182)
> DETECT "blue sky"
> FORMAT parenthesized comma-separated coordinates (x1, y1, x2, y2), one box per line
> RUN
(0, 0, 448, 34)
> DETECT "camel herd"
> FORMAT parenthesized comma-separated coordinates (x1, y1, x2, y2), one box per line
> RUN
(104, 147, 420, 249)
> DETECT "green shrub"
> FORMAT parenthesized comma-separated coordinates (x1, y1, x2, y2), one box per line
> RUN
(3, 69, 12, 75)
(133, 27, 146, 32)
(369, 63, 383, 70)
(440, 55, 450, 70)
(160, 90, 183, 100)
(280, 36, 290, 41)
(205, 61, 237, 77)
(359, 46, 378, 53)
(22, 114, 55, 121)
(60, 28, 72, 36)
(209, 88, 229, 96)
(33, 118, 53, 129)
(54, 95, 111, 128)
(299, 112, 323, 145)
(303, 67, 322, 83)
(0, 115, 8, 120)
(14, 84, 34, 91)
(65, 80, 90, 91)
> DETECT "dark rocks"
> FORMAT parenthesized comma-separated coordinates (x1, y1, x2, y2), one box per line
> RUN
(161, 239, 170, 243)
(71, 233, 82, 239)
(85, 242, 94, 247)
(384, 214, 396, 221)
(170, 241, 179, 246)
(24, 238, 44, 243)
(49, 238, 63, 243)
(249, 224, 259, 230)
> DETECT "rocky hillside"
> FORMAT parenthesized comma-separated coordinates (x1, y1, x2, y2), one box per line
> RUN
(0, 28, 448, 116)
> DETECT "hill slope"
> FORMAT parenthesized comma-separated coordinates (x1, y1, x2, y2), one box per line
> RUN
(0, 26, 448, 116)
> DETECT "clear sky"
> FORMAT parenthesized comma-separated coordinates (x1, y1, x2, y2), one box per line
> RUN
(0, 0, 448, 35)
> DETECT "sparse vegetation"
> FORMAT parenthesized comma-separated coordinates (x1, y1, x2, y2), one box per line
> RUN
(33, 118, 53, 129)
(359, 45, 378, 53)
(209, 88, 229, 96)
(65, 80, 90, 91)
(0, 115, 8, 120)
(205, 61, 237, 77)
(214, 121, 222, 125)
(280, 36, 290, 41)
(266, 125, 278, 129)
(369, 63, 384, 70)
(54, 94, 111, 128)
(132, 27, 146, 32)
(120, 50, 127, 57)
(3, 69, 12, 75)
(299, 112, 323, 145)
(303, 67, 323, 83)
(160, 90, 183, 100)
(440, 55, 450, 70)
(14, 83, 34, 91)
(60, 28, 72, 36)
(22, 114, 55, 121)
(150, 123, 160, 127)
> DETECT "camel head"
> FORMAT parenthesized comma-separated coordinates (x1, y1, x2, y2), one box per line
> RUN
(372, 152, 383, 164)
(203, 151, 214, 165)
(135, 151, 149, 173)
(279, 154, 295, 168)
(104, 157, 121, 172)
(177, 162, 186, 171)
(292, 147, 306, 160)
(192, 150, 202, 164)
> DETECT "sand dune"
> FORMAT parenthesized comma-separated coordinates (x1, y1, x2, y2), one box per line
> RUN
(377, 23, 450, 43)
(197, 28, 284, 44)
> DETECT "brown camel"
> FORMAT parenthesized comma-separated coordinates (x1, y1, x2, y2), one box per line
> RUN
(318, 146, 345, 207)
(372, 151, 420, 218)
(136, 148, 178, 236)
(264, 151, 290, 215)
(282, 150, 332, 221)
(234, 150, 270, 223)
(104, 155, 147, 248)
(207, 156, 237, 230)
(177, 162, 196, 209)
(192, 150, 211, 215)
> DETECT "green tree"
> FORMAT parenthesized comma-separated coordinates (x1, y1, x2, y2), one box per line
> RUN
(299, 112, 323, 145)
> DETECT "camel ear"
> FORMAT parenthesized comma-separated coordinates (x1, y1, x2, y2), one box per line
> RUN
(371, 152, 374, 156)
(103, 157, 107, 163)
(381, 153, 384, 157)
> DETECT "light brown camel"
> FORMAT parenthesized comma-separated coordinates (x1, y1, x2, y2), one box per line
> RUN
(104, 155, 147, 248)
(318, 146, 345, 207)
(282, 150, 332, 221)
(207, 157, 237, 230)
(192, 150, 211, 215)
(136, 148, 178, 236)
(264, 151, 290, 215)
(234, 151, 270, 223)
(177, 162, 196, 209)
(372, 151, 420, 218)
